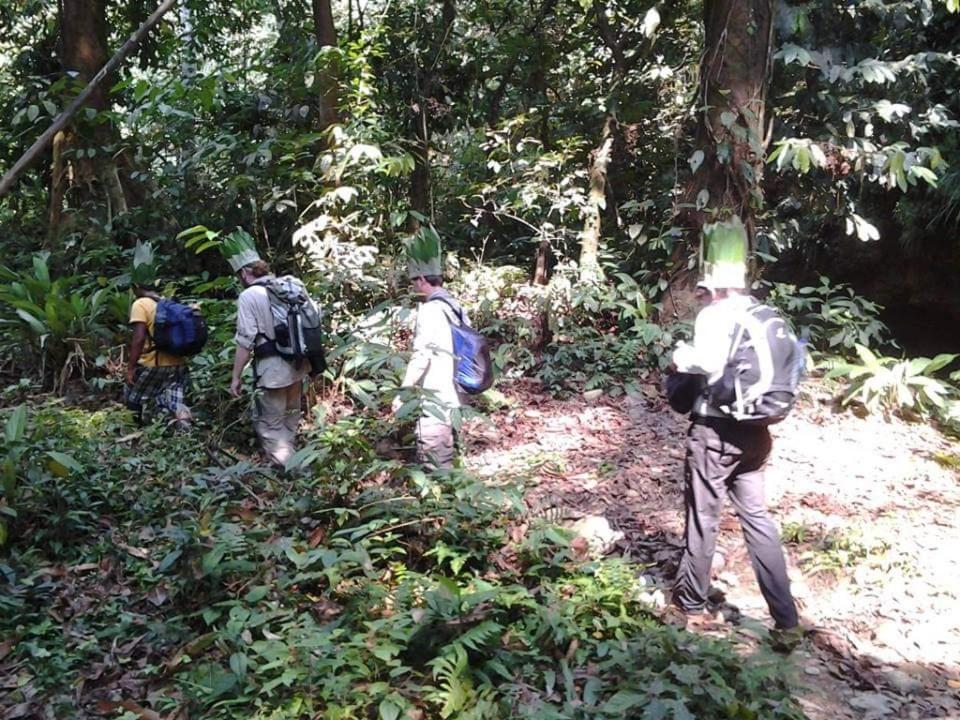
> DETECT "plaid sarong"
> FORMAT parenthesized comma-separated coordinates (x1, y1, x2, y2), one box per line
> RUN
(124, 365, 190, 422)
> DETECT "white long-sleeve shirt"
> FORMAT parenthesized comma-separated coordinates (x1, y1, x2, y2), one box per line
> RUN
(672, 293, 755, 417)
(402, 291, 468, 424)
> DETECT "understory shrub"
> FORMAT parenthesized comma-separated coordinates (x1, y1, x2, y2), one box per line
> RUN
(0, 400, 804, 720)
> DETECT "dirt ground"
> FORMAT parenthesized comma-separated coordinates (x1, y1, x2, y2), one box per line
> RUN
(463, 379, 960, 720)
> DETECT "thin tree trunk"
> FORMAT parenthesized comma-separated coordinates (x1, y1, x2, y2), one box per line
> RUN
(47, 131, 68, 245)
(407, 0, 456, 231)
(579, 117, 616, 281)
(312, 0, 339, 128)
(532, 236, 553, 349)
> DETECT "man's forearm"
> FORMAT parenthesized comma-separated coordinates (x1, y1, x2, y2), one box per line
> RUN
(232, 346, 252, 383)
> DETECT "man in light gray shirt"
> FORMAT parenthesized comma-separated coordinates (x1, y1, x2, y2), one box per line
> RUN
(671, 218, 800, 650)
(222, 230, 309, 467)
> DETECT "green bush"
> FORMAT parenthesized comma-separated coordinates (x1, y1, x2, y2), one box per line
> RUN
(0, 253, 126, 391)
(766, 276, 893, 357)
(825, 344, 958, 419)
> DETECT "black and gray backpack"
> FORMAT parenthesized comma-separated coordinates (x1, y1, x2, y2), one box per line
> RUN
(253, 276, 326, 376)
(708, 303, 804, 425)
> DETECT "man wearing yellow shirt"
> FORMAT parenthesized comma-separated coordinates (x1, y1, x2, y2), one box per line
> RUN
(124, 242, 192, 428)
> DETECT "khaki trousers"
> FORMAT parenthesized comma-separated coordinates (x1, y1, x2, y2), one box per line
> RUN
(253, 382, 302, 466)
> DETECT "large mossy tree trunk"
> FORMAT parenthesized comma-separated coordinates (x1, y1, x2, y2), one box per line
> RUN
(50, 0, 130, 243)
(665, 0, 774, 318)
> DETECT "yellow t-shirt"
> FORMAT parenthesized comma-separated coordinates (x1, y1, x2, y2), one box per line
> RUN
(130, 297, 185, 368)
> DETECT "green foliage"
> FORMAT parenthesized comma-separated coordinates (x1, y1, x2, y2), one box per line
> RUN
(0, 399, 804, 719)
(782, 521, 903, 577)
(766, 277, 892, 356)
(825, 345, 958, 418)
(0, 254, 125, 391)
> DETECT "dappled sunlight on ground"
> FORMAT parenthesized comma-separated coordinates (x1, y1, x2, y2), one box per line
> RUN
(462, 378, 960, 719)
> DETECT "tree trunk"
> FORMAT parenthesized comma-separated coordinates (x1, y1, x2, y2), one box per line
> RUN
(47, 131, 68, 244)
(50, 0, 129, 239)
(682, 0, 773, 239)
(407, 0, 456, 231)
(579, 117, 616, 282)
(312, 0, 339, 128)
(666, 0, 775, 318)
(532, 236, 553, 350)
(408, 100, 430, 231)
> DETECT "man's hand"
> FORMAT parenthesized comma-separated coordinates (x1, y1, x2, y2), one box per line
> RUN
(126, 366, 137, 386)
(230, 376, 243, 397)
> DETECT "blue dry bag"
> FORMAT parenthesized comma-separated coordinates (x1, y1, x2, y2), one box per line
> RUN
(430, 296, 494, 395)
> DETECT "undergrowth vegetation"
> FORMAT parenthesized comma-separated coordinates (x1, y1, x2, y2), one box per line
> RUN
(0, 400, 804, 719)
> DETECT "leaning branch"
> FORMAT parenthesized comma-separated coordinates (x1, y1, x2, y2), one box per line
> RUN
(0, 0, 177, 198)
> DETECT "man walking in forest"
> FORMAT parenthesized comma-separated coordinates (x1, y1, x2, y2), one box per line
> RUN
(224, 230, 310, 468)
(669, 217, 802, 651)
(391, 229, 465, 470)
(125, 242, 192, 429)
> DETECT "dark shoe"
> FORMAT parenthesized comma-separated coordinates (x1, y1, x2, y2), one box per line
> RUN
(769, 625, 806, 654)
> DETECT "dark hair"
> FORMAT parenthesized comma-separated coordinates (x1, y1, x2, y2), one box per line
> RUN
(422, 275, 443, 287)
(244, 260, 272, 277)
(133, 283, 158, 294)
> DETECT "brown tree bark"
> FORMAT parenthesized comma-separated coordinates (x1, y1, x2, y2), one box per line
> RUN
(312, 0, 339, 128)
(579, 117, 617, 281)
(49, 0, 128, 240)
(665, 0, 775, 318)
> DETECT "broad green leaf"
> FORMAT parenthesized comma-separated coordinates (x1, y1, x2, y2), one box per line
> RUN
(245, 585, 269, 602)
(378, 699, 401, 720)
(4, 405, 26, 444)
(46, 451, 82, 476)
(229, 652, 248, 679)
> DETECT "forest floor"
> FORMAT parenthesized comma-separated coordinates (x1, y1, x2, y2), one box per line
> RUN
(462, 379, 960, 720)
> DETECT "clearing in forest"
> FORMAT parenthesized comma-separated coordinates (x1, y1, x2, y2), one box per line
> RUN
(464, 378, 960, 720)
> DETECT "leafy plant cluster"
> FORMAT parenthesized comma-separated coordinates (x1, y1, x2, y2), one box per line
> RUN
(0, 400, 804, 719)
(825, 345, 960, 429)
(765, 276, 893, 357)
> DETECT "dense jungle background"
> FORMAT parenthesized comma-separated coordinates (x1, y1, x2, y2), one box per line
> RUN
(1, 0, 959, 718)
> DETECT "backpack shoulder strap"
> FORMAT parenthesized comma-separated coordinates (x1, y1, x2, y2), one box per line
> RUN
(428, 295, 464, 327)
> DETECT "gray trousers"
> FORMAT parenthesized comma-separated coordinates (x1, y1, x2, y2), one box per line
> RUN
(674, 417, 799, 629)
(416, 417, 456, 470)
(253, 382, 302, 466)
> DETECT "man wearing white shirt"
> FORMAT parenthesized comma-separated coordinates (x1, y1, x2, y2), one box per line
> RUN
(670, 218, 800, 648)
(392, 231, 465, 469)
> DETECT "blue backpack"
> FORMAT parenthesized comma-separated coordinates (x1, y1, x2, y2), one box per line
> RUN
(152, 299, 208, 358)
(430, 296, 493, 395)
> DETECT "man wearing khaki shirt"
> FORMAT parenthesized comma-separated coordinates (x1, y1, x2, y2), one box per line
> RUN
(222, 231, 308, 467)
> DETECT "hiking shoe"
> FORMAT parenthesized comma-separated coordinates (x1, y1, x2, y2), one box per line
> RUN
(769, 625, 806, 654)
(661, 604, 722, 630)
